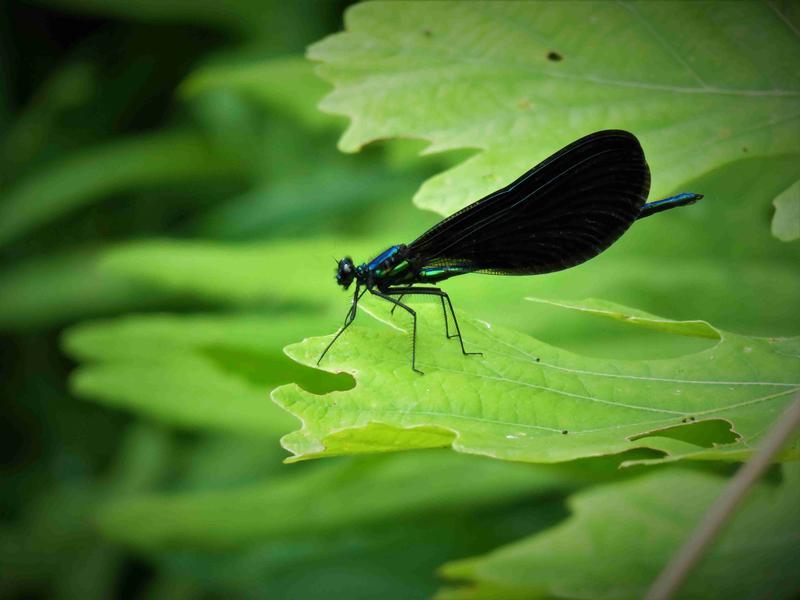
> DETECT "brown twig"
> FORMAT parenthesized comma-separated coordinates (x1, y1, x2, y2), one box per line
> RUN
(646, 394, 800, 600)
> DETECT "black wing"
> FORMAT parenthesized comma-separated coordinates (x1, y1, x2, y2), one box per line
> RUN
(406, 130, 650, 277)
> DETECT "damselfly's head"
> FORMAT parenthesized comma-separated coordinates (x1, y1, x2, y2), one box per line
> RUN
(335, 257, 356, 289)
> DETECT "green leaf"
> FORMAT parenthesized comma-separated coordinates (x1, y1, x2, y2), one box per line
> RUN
(310, 1, 800, 216)
(772, 178, 800, 242)
(272, 299, 799, 464)
(0, 131, 243, 248)
(0, 248, 172, 331)
(64, 313, 348, 435)
(439, 463, 800, 599)
(96, 238, 377, 306)
(96, 450, 578, 550)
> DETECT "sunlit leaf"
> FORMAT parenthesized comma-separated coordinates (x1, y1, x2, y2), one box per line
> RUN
(273, 299, 799, 464)
(310, 1, 800, 216)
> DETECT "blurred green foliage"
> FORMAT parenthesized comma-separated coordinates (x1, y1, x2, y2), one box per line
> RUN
(1, 1, 798, 599)
(440, 463, 800, 599)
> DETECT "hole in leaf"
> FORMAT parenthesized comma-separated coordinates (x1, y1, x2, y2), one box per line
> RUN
(572, 447, 668, 471)
(629, 419, 740, 448)
(547, 51, 563, 61)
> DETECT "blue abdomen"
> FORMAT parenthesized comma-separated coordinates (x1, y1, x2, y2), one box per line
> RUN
(638, 193, 703, 219)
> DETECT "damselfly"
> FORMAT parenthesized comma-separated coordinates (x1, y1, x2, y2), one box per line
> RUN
(320, 130, 702, 373)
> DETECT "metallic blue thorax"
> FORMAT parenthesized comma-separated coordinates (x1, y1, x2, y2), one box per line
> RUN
(362, 244, 477, 287)
(361, 244, 413, 287)
(367, 245, 402, 272)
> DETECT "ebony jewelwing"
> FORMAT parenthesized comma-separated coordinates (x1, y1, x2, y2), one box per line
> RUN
(319, 130, 702, 374)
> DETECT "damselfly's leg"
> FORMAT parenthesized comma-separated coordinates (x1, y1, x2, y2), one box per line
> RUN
(439, 290, 480, 356)
(390, 295, 404, 314)
(390, 293, 451, 337)
(371, 290, 422, 375)
(384, 287, 481, 357)
(317, 284, 364, 366)
(439, 295, 453, 338)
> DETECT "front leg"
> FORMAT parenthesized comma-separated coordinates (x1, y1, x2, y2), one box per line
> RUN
(317, 284, 365, 366)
